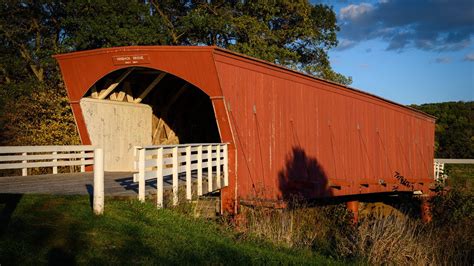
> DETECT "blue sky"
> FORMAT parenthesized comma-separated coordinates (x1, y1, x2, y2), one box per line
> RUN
(315, 0, 474, 105)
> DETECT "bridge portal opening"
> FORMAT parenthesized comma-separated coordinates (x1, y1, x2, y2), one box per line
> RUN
(81, 67, 220, 171)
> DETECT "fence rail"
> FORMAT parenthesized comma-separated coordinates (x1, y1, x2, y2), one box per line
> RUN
(134, 143, 229, 208)
(433, 158, 474, 181)
(0, 145, 98, 175)
(0, 145, 104, 215)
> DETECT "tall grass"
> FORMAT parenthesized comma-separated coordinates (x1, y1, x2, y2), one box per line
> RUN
(233, 191, 473, 265)
(238, 201, 356, 258)
(357, 214, 434, 265)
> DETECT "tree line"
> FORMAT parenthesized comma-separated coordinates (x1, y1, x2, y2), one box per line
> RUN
(411, 101, 474, 159)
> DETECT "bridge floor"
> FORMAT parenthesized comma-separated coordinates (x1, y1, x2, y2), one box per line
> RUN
(0, 172, 208, 197)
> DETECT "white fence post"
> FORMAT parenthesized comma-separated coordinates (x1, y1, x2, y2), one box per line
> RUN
(22, 152, 27, 176)
(223, 144, 229, 186)
(138, 148, 146, 202)
(172, 146, 178, 206)
(216, 145, 221, 189)
(156, 147, 163, 208)
(80, 151, 86, 172)
(93, 148, 104, 215)
(197, 145, 203, 196)
(437, 163, 440, 180)
(52, 151, 58, 174)
(186, 146, 192, 200)
(207, 145, 212, 192)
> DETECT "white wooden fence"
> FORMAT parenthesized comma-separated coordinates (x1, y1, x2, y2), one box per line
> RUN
(134, 143, 228, 208)
(433, 161, 446, 181)
(434, 158, 474, 181)
(0, 145, 104, 215)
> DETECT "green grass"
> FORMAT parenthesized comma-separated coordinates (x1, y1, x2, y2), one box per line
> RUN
(445, 164, 474, 188)
(0, 195, 338, 265)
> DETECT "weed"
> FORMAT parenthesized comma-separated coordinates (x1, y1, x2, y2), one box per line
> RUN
(237, 199, 356, 259)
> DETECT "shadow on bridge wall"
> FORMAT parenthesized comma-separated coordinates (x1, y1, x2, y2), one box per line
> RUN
(278, 147, 332, 202)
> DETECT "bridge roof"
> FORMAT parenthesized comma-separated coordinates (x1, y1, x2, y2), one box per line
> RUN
(54, 45, 435, 121)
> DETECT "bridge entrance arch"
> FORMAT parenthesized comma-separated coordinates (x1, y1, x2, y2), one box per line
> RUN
(79, 66, 221, 171)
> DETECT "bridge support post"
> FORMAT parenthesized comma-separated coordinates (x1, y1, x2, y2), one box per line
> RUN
(93, 148, 104, 215)
(346, 200, 359, 224)
(420, 195, 432, 223)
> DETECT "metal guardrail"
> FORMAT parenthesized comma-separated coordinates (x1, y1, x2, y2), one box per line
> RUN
(134, 143, 229, 208)
(0, 145, 105, 215)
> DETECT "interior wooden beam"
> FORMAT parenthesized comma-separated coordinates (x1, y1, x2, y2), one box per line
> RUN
(166, 84, 189, 108)
(123, 81, 134, 102)
(152, 83, 189, 141)
(116, 91, 126, 101)
(98, 68, 134, 100)
(90, 85, 99, 98)
(134, 72, 167, 103)
(109, 93, 117, 101)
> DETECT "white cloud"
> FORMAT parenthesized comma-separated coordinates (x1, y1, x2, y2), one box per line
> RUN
(464, 53, 474, 61)
(337, 0, 474, 52)
(339, 3, 374, 21)
(434, 57, 452, 64)
(335, 39, 357, 50)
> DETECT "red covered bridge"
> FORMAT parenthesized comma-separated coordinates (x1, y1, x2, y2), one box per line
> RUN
(53, 46, 436, 215)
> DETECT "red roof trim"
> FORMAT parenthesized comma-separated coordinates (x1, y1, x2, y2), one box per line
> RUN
(53, 45, 436, 121)
(212, 47, 436, 121)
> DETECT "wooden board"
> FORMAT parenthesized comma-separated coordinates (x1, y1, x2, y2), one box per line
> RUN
(0, 171, 215, 196)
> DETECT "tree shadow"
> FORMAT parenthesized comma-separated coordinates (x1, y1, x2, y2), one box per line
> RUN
(278, 147, 332, 202)
(0, 193, 23, 236)
(47, 247, 76, 265)
(85, 184, 94, 209)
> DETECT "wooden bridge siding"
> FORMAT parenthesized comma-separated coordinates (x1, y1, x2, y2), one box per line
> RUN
(213, 50, 436, 201)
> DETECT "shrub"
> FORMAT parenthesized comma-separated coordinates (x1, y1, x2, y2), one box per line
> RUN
(429, 184, 474, 265)
(0, 85, 80, 146)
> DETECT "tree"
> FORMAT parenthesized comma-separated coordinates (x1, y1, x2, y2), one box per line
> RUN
(410, 101, 474, 159)
(0, 0, 351, 146)
(0, 0, 80, 145)
(62, 0, 351, 84)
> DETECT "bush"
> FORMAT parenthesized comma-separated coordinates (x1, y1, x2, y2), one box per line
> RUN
(429, 185, 474, 265)
(0, 85, 80, 146)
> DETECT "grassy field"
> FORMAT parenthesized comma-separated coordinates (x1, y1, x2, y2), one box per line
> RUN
(445, 164, 474, 188)
(0, 194, 339, 265)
